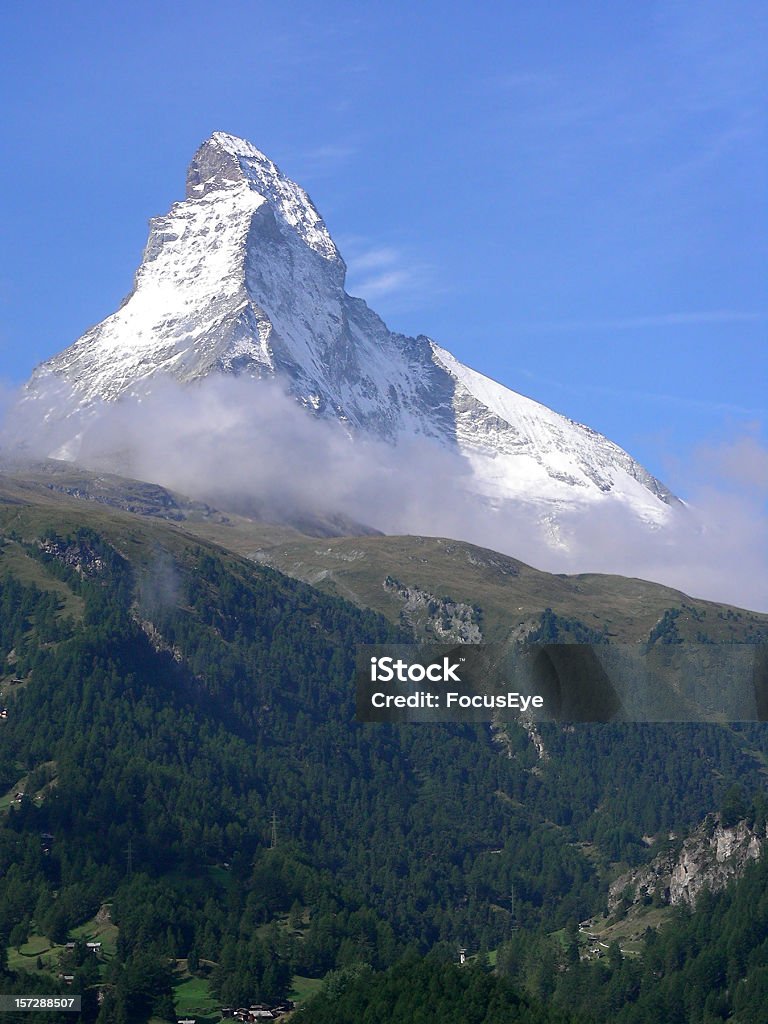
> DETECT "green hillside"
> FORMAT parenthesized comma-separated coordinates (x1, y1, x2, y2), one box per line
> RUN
(233, 531, 767, 645)
(0, 468, 767, 1022)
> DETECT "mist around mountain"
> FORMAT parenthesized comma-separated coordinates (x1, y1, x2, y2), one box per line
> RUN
(10, 132, 766, 611)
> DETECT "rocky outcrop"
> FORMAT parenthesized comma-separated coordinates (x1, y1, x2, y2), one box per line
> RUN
(37, 537, 108, 577)
(609, 814, 766, 911)
(383, 576, 483, 642)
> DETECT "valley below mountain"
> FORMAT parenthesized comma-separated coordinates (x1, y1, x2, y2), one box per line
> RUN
(0, 463, 767, 1021)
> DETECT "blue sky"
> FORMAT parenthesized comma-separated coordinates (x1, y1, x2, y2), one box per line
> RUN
(1, 0, 765, 494)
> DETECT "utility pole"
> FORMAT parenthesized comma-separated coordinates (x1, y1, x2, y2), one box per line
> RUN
(270, 811, 278, 849)
(125, 839, 133, 876)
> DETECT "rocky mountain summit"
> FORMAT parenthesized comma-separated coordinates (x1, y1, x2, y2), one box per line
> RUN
(21, 131, 678, 546)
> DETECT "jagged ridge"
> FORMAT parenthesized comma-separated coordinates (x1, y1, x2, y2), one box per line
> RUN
(21, 131, 677, 535)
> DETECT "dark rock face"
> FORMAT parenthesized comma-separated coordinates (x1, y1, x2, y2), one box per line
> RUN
(186, 138, 245, 199)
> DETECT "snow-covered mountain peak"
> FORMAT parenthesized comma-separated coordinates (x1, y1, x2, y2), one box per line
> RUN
(186, 132, 284, 199)
(186, 132, 339, 262)
(20, 132, 681, 555)
(209, 130, 273, 161)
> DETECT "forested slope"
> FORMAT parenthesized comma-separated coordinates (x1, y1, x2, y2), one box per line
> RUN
(0, 489, 766, 1021)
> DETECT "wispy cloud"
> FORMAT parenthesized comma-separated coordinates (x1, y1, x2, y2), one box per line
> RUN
(346, 246, 401, 272)
(514, 367, 765, 421)
(654, 0, 766, 114)
(343, 240, 441, 309)
(688, 432, 768, 498)
(481, 70, 555, 94)
(477, 3, 764, 190)
(516, 311, 766, 332)
(352, 269, 414, 300)
(5, 375, 766, 610)
(300, 143, 358, 174)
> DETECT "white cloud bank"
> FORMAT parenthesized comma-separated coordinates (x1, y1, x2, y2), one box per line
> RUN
(3, 375, 766, 612)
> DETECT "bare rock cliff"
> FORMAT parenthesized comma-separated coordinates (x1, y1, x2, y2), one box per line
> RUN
(609, 814, 766, 911)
